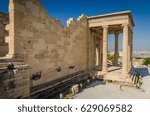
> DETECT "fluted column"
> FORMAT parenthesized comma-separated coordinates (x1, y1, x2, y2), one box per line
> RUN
(7, 0, 15, 57)
(122, 24, 129, 76)
(99, 39, 103, 67)
(128, 28, 132, 71)
(114, 32, 119, 66)
(96, 45, 99, 66)
(131, 29, 133, 67)
(102, 25, 108, 73)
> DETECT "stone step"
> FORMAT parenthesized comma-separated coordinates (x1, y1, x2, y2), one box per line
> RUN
(0, 62, 25, 68)
(0, 62, 28, 72)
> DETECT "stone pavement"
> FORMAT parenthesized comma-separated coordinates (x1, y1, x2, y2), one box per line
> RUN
(74, 69, 150, 99)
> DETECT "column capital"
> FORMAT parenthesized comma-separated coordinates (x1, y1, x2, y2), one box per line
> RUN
(102, 25, 108, 28)
(114, 31, 119, 37)
(122, 23, 129, 27)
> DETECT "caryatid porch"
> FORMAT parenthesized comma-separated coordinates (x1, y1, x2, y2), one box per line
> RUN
(88, 11, 134, 79)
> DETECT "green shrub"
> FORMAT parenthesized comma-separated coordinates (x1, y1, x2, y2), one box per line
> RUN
(108, 54, 115, 63)
(143, 58, 150, 66)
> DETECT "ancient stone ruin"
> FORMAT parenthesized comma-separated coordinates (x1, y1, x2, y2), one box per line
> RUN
(0, 0, 134, 98)
(0, 13, 8, 57)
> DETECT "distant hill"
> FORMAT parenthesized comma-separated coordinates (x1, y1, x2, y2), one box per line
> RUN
(133, 51, 150, 58)
(109, 51, 150, 58)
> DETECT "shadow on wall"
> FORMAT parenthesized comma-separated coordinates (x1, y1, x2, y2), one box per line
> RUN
(136, 68, 150, 78)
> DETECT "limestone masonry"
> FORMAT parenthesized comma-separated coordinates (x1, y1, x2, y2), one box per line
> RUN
(0, 0, 134, 98)
(0, 13, 8, 57)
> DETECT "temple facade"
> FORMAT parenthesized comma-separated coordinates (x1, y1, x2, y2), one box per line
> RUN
(0, 0, 134, 98)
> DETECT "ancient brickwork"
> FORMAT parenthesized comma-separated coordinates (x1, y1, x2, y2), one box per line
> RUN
(87, 30, 96, 69)
(0, 0, 135, 99)
(0, 63, 30, 98)
(6, 0, 90, 88)
(0, 13, 8, 57)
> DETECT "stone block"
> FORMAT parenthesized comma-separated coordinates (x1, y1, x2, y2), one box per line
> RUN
(71, 84, 79, 95)
(0, 0, 89, 98)
(14, 0, 26, 6)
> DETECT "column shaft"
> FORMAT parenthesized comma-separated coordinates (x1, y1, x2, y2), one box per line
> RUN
(128, 29, 131, 71)
(7, 0, 15, 57)
(114, 33, 119, 65)
(122, 24, 129, 75)
(96, 45, 99, 66)
(102, 26, 108, 73)
(131, 30, 133, 67)
(99, 39, 103, 67)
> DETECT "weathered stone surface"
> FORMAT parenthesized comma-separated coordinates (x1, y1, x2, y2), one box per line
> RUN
(71, 84, 79, 95)
(0, 63, 30, 98)
(0, 13, 9, 57)
(5, 0, 90, 89)
(0, 0, 134, 98)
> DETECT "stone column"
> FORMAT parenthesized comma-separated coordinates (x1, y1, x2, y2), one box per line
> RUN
(122, 24, 129, 76)
(96, 44, 99, 66)
(102, 25, 108, 73)
(7, 0, 15, 57)
(130, 29, 133, 67)
(99, 39, 103, 67)
(98, 44, 100, 66)
(94, 37, 96, 66)
(114, 32, 119, 66)
(128, 28, 133, 69)
(128, 28, 132, 71)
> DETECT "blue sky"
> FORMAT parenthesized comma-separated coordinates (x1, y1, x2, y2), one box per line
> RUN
(0, 0, 150, 51)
